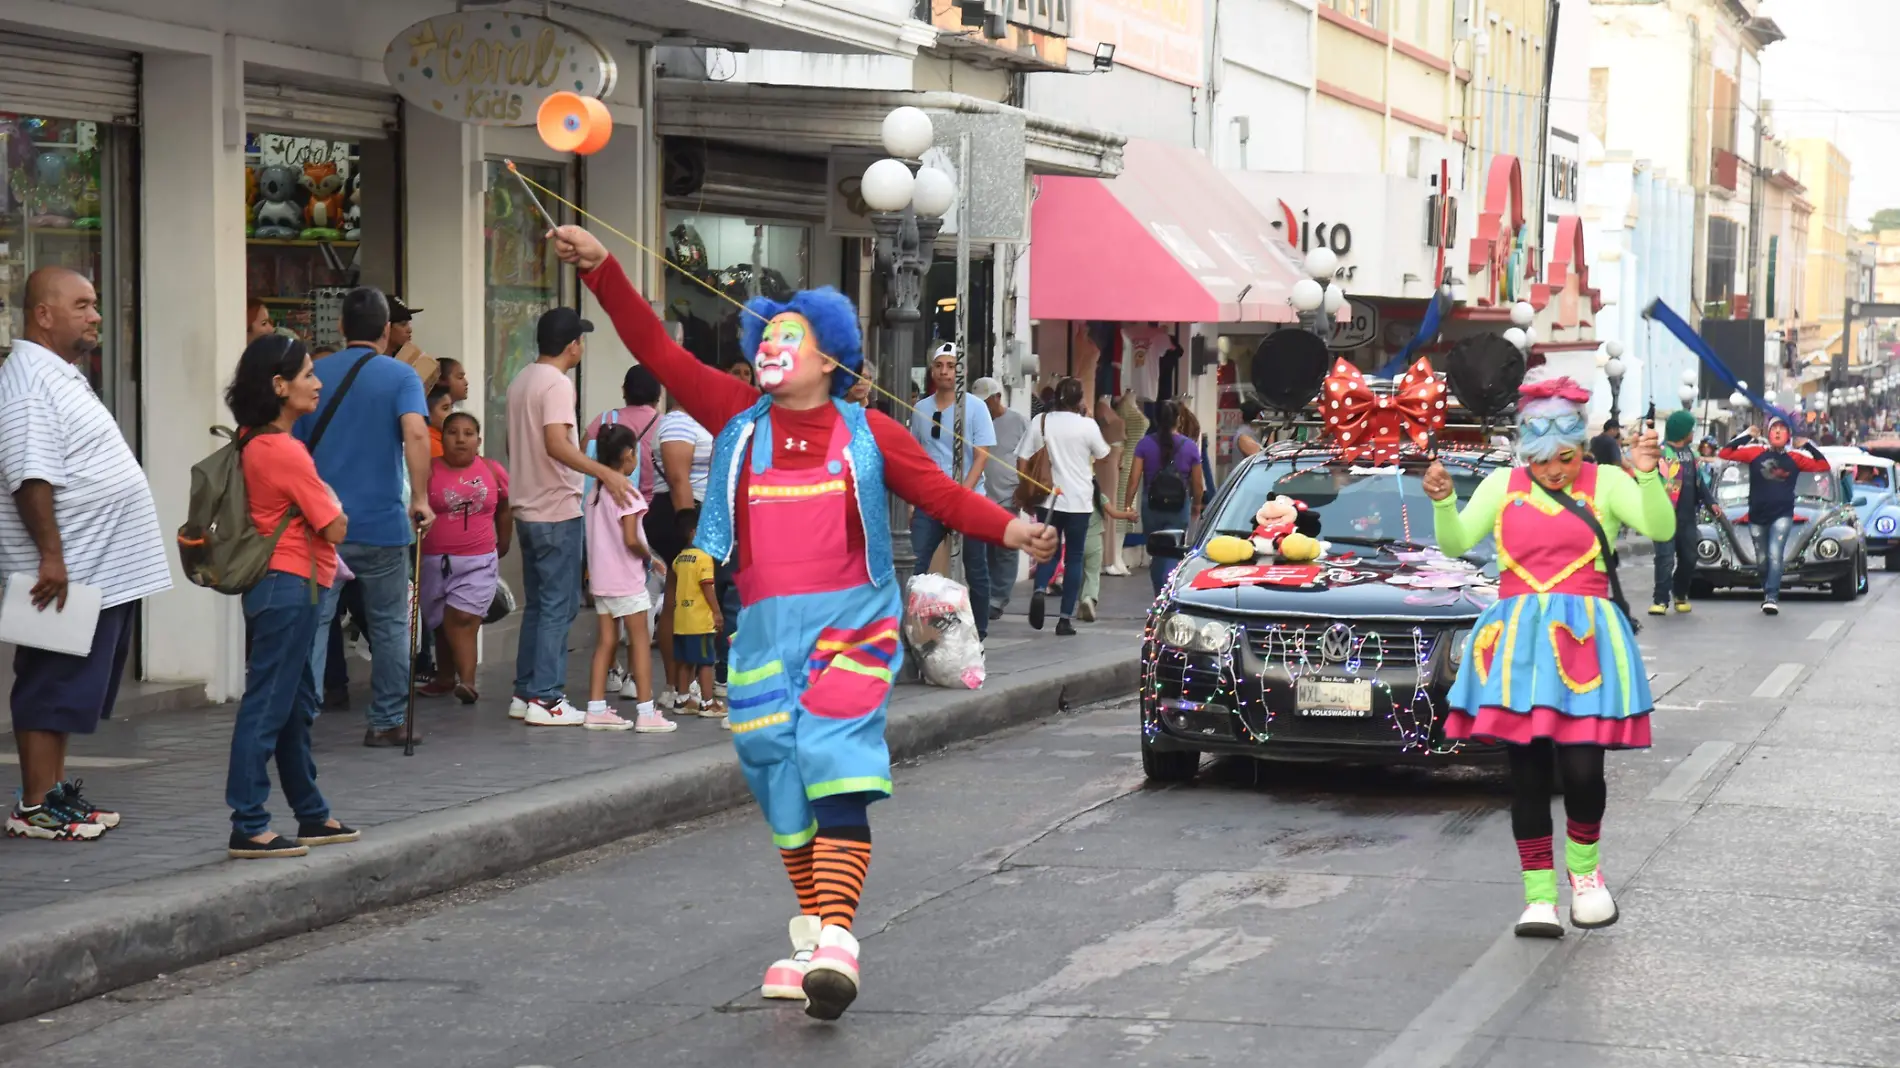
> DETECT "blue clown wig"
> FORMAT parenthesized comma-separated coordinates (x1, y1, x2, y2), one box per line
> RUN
(740, 287, 864, 397)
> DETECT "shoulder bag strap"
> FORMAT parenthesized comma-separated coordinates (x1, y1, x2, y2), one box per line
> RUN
(1532, 479, 1638, 630)
(305, 351, 376, 452)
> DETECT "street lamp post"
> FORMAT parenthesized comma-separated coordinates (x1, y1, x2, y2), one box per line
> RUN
(862, 107, 955, 588)
(1288, 247, 1345, 340)
(1602, 341, 1627, 428)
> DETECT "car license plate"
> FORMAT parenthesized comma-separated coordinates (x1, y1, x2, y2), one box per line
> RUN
(1296, 678, 1373, 717)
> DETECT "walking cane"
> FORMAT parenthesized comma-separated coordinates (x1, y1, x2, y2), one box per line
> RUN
(404, 523, 423, 757)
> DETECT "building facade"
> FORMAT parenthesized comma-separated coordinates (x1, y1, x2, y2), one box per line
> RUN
(1788, 137, 1853, 366)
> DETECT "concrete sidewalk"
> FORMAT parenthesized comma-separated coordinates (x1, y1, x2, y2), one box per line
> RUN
(0, 573, 1154, 1024)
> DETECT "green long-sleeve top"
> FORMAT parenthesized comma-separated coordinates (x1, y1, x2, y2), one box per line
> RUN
(1433, 465, 1677, 565)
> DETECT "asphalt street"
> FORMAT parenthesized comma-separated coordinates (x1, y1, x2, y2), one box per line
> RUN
(6, 575, 1896, 1068)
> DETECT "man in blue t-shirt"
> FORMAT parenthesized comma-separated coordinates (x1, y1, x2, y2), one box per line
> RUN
(905, 342, 998, 638)
(294, 287, 434, 746)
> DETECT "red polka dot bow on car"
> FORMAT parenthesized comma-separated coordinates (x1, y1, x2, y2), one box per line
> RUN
(1320, 357, 1448, 465)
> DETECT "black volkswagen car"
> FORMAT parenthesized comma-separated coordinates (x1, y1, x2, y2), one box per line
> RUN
(1139, 441, 1511, 782)
(1691, 458, 1868, 600)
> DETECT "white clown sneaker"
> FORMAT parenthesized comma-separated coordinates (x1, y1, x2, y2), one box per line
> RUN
(1568, 869, 1619, 928)
(762, 915, 822, 1000)
(801, 924, 861, 1020)
(1514, 902, 1564, 939)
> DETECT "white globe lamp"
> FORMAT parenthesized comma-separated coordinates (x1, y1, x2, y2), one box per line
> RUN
(1678, 383, 1697, 405)
(910, 166, 956, 218)
(1524, 328, 1540, 349)
(859, 158, 916, 213)
(1290, 278, 1325, 313)
(1510, 301, 1536, 328)
(1322, 283, 1347, 316)
(1502, 327, 1528, 351)
(880, 106, 934, 160)
(1729, 391, 1748, 409)
(1736, 379, 1749, 391)
(1605, 356, 1625, 378)
(1606, 340, 1626, 360)
(1681, 368, 1698, 386)
(1303, 247, 1339, 281)
(1595, 350, 1610, 369)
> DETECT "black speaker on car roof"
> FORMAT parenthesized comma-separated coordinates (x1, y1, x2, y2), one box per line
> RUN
(1443, 333, 1526, 418)
(1250, 329, 1330, 413)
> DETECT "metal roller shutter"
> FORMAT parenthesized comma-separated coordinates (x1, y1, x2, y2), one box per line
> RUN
(0, 34, 138, 125)
(245, 82, 398, 140)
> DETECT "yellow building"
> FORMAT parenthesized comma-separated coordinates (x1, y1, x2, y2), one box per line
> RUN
(1310, 0, 1467, 174)
(1875, 229, 1900, 306)
(1788, 138, 1853, 362)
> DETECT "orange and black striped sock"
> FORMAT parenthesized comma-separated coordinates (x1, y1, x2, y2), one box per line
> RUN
(780, 844, 820, 915)
(812, 836, 873, 930)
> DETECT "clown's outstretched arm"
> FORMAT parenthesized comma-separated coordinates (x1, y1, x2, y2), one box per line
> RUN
(556, 226, 758, 434)
(1430, 467, 1509, 557)
(865, 410, 1059, 560)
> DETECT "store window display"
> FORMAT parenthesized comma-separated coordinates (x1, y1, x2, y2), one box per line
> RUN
(483, 158, 572, 465)
(663, 211, 807, 367)
(243, 132, 397, 353)
(0, 114, 132, 404)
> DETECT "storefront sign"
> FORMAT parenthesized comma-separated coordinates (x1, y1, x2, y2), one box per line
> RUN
(383, 12, 616, 126)
(1328, 298, 1380, 351)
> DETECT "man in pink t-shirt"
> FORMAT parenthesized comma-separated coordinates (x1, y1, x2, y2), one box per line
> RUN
(504, 308, 635, 726)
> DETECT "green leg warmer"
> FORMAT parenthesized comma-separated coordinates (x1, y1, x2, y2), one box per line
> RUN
(1565, 837, 1600, 877)
(1522, 868, 1559, 906)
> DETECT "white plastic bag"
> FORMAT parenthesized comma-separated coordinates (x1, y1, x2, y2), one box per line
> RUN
(903, 573, 987, 689)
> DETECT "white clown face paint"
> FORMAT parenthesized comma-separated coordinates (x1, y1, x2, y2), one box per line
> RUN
(754, 313, 832, 399)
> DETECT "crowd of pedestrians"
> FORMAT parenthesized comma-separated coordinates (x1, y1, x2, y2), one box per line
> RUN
(0, 272, 1163, 857)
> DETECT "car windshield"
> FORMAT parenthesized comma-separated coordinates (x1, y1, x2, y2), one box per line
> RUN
(1844, 463, 1890, 491)
(1711, 460, 1837, 506)
(1209, 457, 1498, 558)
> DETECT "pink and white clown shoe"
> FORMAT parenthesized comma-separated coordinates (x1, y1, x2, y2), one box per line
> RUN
(762, 915, 822, 1000)
(800, 924, 861, 1020)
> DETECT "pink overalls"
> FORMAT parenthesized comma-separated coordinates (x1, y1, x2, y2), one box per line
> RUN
(724, 409, 905, 849)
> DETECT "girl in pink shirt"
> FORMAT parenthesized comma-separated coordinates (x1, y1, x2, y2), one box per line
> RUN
(419, 412, 511, 703)
(584, 424, 670, 732)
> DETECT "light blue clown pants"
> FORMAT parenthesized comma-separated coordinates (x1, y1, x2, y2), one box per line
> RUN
(725, 580, 905, 848)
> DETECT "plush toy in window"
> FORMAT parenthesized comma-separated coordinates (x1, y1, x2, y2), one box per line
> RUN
(343, 170, 362, 242)
(253, 165, 304, 239)
(300, 162, 346, 240)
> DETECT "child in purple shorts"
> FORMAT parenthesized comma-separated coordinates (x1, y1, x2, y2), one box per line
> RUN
(419, 412, 511, 703)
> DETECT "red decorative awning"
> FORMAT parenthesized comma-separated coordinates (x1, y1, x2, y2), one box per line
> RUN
(1029, 139, 1304, 323)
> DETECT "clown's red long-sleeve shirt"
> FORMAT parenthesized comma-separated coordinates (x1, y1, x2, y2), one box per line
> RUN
(580, 256, 1015, 571)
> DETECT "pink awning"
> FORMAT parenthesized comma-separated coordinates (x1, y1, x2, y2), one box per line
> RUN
(1029, 138, 1303, 323)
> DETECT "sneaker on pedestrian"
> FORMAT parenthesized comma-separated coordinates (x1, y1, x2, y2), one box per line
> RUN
(1055, 618, 1077, 636)
(1514, 902, 1564, 939)
(988, 604, 1004, 622)
(606, 665, 630, 694)
(634, 702, 678, 733)
(1568, 868, 1619, 928)
(1029, 589, 1047, 631)
(656, 688, 679, 711)
(295, 819, 361, 846)
(363, 726, 422, 747)
(720, 714, 732, 731)
(1078, 597, 1098, 623)
(1674, 599, 1692, 613)
(1761, 600, 1779, 616)
(763, 915, 823, 1000)
(525, 698, 587, 726)
(696, 698, 726, 719)
(584, 701, 635, 731)
(508, 696, 530, 720)
(1648, 603, 1667, 616)
(802, 924, 862, 1020)
(618, 674, 642, 700)
(48, 779, 120, 830)
(227, 830, 308, 859)
(5, 802, 103, 841)
(714, 680, 728, 701)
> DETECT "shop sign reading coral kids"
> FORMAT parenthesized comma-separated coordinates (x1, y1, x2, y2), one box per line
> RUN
(383, 10, 616, 126)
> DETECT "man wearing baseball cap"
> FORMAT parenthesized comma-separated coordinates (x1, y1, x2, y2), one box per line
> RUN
(906, 342, 997, 637)
(505, 307, 637, 726)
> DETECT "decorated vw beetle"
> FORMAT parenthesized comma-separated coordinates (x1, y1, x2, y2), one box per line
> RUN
(1140, 330, 1529, 782)
(1823, 447, 1900, 570)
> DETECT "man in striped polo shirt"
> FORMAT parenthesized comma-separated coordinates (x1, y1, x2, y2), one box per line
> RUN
(0, 267, 169, 841)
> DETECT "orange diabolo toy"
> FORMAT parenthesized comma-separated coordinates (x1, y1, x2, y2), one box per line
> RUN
(536, 91, 613, 155)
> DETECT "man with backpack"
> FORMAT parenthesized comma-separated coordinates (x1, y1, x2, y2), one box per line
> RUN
(0, 268, 169, 841)
(295, 288, 435, 747)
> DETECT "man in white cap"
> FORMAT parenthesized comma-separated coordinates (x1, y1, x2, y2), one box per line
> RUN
(906, 342, 997, 637)
(972, 377, 1027, 620)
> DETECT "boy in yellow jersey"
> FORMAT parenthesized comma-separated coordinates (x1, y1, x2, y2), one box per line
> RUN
(669, 508, 724, 718)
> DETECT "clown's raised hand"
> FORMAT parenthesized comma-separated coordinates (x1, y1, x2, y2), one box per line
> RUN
(1006, 518, 1060, 563)
(551, 225, 606, 271)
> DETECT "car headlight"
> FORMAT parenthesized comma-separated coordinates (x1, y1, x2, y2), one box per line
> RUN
(1696, 538, 1721, 562)
(1447, 627, 1472, 666)
(1877, 515, 1898, 536)
(1816, 537, 1842, 560)
(1158, 613, 1234, 655)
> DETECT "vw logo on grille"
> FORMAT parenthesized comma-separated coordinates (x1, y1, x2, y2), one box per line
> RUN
(1319, 624, 1355, 663)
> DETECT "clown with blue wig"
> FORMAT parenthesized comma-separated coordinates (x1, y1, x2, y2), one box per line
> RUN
(554, 226, 1057, 1021)
(1422, 367, 1673, 940)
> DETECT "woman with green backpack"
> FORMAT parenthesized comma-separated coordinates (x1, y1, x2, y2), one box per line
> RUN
(221, 335, 359, 859)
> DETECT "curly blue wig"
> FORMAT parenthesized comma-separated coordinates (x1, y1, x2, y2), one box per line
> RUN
(740, 288, 864, 398)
